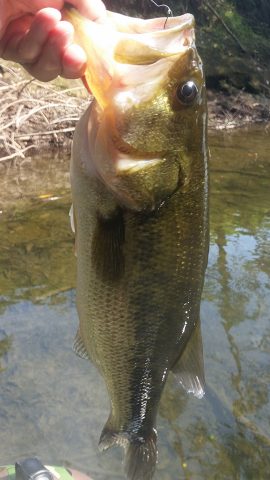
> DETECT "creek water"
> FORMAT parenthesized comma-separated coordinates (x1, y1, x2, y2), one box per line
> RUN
(0, 126, 269, 479)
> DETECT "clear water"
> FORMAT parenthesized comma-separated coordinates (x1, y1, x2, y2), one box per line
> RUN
(0, 126, 269, 479)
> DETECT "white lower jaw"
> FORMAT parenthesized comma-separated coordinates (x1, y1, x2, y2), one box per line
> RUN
(116, 156, 163, 173)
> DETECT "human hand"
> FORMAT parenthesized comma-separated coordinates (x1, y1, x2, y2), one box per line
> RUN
(0, 0, 106, 81)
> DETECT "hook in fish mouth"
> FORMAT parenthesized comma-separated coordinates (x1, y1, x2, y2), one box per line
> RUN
(146, 0, 173, 28)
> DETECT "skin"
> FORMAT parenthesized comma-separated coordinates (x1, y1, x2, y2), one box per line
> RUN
(0, 0, 106, 81)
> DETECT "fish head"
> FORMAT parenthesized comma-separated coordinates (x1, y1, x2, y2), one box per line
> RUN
(64, 7, 207, 211)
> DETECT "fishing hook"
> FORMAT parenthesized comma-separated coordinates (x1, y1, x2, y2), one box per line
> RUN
(147, 0, 173, 28)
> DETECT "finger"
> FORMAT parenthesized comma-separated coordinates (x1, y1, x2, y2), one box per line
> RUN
(25, 20, 74, 81)
(0, 2, 63, 41)
(17, 8, 61, 63)
(0, 15, 33, 60)
(69, 0, 106, 22)
(30, 0, 63, 9)
(61, 43, 87, 79)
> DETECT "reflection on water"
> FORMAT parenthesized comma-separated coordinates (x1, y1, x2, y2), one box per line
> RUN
(0, 126, 270, 479)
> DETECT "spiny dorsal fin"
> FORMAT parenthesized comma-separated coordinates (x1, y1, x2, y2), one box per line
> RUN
(73, 330, 90, 360)
(172, 320, 205, 399)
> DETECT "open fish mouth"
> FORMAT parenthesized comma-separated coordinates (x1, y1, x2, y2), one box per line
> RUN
(112, 14, 195, 63)
(63, 6, 196, 109)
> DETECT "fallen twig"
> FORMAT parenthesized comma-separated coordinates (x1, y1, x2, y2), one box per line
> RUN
(0, 64, 89, 161)
(0, 145, 36, 162)
(14, 127, 76, 139)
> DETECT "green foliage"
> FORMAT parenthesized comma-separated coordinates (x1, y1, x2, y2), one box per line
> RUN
(215, 0, 270, 58)
(103, 0, 270, 94)
(190, 0, 270, 93)
(235, 0, 270, 27)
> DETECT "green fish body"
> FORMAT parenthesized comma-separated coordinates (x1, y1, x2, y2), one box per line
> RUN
(66, 6, 209, 479)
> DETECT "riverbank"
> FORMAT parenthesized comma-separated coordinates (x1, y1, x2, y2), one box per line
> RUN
(1, 63, 270, 162)
(207, 89, 270, 131)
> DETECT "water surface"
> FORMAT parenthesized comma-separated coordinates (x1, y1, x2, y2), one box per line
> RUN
(0, 126, 270, 479)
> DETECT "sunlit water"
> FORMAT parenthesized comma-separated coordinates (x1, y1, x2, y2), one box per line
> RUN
(0, 126, 270, 479)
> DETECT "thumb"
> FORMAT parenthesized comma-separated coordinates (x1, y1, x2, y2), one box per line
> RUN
(67, 0, 107, 22)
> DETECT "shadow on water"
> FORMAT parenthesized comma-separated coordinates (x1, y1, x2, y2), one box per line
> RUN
(0, 126, 270, 479)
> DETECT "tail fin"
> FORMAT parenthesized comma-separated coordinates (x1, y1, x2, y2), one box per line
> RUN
(99, 419, 158, 480)
(124, 430, 157, 480)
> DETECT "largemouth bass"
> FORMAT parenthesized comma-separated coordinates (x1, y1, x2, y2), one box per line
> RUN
(64, 5, 209, 479)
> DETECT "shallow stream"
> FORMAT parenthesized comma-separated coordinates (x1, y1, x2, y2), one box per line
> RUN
(0, 126, 269, 479)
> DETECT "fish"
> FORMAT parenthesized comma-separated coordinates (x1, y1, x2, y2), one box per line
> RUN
(63, 5, 209, 480)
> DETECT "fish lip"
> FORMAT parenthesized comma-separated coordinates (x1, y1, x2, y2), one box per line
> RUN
(112, 142, 167, 173)
(114, 15, 196, 60)
(115, 143, 165, 161)
(116, 154, 164, 173)
(141, 14, 195, 36)
(107, 10, 195, 35)
(109, 130, 167, 165)
(117, 157, 164, 174)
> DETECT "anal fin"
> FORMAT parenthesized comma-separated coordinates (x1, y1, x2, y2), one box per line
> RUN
(73, 329, 90, 360)
(172, 320, 205, 399)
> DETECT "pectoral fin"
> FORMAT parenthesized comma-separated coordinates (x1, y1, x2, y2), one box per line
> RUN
(172, 320, 205, 399)
(91, 208, 125, 283)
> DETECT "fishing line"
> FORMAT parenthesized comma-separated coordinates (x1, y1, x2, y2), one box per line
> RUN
(147, 0, 173, 28)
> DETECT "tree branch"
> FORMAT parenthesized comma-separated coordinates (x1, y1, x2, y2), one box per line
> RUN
(204, 1, 247, 53)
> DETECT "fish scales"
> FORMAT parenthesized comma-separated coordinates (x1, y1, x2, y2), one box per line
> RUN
(65, 5, 209, 480)
(71, 108, 208, 473)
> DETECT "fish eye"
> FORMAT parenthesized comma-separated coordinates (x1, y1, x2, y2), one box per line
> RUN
(176, 81, 198, 105)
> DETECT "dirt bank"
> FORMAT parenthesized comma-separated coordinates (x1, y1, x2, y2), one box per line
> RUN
(207, 89, 270, 130)
(1, 63, 269, 162)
